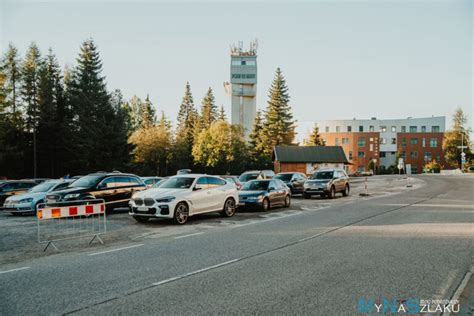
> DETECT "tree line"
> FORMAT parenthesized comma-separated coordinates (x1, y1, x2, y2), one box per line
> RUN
(0, 39, 299, 178)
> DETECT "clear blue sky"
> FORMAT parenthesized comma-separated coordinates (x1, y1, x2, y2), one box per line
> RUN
(1, 0, 472, 141)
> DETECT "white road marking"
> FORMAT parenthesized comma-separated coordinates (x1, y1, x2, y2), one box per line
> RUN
(152, 259, 240, 286)
(0, 266, 30, 275)
(87, 244, 144, 256)
(174, 232, 204, 239)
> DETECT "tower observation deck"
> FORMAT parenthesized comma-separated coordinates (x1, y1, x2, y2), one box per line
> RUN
(228, 40, 257, 138)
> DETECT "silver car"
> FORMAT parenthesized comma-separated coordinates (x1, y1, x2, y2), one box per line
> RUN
(2, 179, 73, 215)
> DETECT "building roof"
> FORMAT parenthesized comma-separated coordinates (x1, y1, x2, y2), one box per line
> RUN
(273, 146, 349, 164)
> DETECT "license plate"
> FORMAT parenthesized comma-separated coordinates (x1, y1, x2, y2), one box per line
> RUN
(137, 206, 148, 212)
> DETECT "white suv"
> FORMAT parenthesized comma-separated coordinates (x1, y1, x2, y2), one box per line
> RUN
(129, 174, 239, 224)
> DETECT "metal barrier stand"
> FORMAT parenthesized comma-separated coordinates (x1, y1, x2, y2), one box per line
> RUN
(37, 199, 106, 252)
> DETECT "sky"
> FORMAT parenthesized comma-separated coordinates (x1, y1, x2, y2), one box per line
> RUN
(1, 0, 472, 141)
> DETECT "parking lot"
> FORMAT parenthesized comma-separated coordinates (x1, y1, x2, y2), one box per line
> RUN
(0, 175, 424, 265)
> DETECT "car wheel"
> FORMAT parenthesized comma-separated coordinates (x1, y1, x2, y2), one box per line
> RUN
(261, 198, 270, 211)
(329, 186, 336, 199)
(284, 195, 291, 207)
(221, 198, 236, 217)
(133, 216, 149, 223)
(173, 202, 189, 225)
(342, 184, 350, 197)
(303, 193, 311, 199)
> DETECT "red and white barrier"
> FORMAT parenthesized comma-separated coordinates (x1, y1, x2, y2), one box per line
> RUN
(38, 203, 105, 220)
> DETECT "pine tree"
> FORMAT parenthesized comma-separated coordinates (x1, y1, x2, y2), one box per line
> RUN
(199, 87, 218, 128)
(68, 39, 128, 173)
(21, 43, 42, 177)
(261, 68, 296, 155)
(141, 94, 155, 128)
(175, 82, 198, 169)
(37, 49, 63, 176)
(1, 43, 21, 114)
(218, 105, 227, 121)
(306, 124, 325, 146)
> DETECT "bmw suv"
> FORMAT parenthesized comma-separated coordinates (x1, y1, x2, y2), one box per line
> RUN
(303, 169, 350, 199)
(45, 172, 146, 211)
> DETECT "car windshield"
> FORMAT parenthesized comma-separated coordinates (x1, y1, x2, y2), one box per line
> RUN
(275, 174, 293, 182)
(159, 177, 194, 189)
(239, 173, 259, 182)
(312, 171, 334, 180)
(241, 180, 269, 191)
(69, 175, 102, 188)
(29, 181, 58, 193)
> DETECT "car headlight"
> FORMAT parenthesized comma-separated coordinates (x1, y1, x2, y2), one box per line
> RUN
(18, 198, 33, 204)
(64, 193, 81, 199)
(155, 196, 175, 203)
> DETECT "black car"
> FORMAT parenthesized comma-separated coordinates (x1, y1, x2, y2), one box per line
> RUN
(0, 180, 38, 205)
(274, 172, 307, 194)
(45, 172, 146, 211)
(238, 179, 291, 211)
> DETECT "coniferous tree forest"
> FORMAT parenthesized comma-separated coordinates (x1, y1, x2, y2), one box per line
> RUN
(0, 40, 298, 178)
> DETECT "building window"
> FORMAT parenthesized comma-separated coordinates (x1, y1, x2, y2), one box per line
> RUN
(401, 126, 406, 132)
(335, 138, 340, 146)
(410, 138, 418, 145)
(401, 151, 406, 159)
(369, 125, 374, 132)
(322, 138, 327, 144)
(391, 126, 396, 132)
(424, 152, 432, 161)
(342, 138, 349, 144)
(401, 138, 407, 147)
(359, 125, 364, 132)
(410, 151, 418, 158)
(380, 138, 386, 144)
(411, 166, 418, 174)
(358, 137, 366, 147)
(409, 126, 417, 132)
(325, 126, 329, 132)
(436, 154, 441, 162)
(370, 144, 373, 151)
(380, 126, 387, 132)
(430, 138, 437, 147)
(245, 60, 256, 66)
(380, 152, 386, 158)
(358, 151, 366, 158)
(349, 151, 353, 160)
(391, 138, 396, 144)
(347, 126, 352, 132)
(432, 126, 440, 132)
(421, 126, 426, 132)
(422, 138, 426, 147)
(336, 126, 341, 132)
(358, 166, 364, 172)
(231, 60, 241, 66)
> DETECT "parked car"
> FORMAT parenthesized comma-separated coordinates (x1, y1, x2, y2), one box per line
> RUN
(239, 170, 275, 184)
(141, 177, 164, 188)
(2, 179, 74, 215)
(0, 180, 38, 205)
(177, 169, 192, 175)
(45, 172, 146, 211)
(239, 179, 291, 211)
(303, 168, 350, 199)
(21, 178, 51, 184)
(220, 175, 243, 190)
(129, 174, 239, 224)
(274, 172, 307, 194)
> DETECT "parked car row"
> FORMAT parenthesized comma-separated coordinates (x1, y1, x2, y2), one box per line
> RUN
(1, 168, 351, 225)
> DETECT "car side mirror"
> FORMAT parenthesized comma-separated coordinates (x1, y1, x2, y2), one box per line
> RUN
(193, 186, 202, 191)
(98, 183, 106, 189)
(268, 187, 275, 192)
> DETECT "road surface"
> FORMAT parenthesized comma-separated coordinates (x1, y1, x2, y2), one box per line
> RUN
(1, 175, 472, 315)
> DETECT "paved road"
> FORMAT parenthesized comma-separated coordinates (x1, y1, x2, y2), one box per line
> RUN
(1, 175, 472, 315)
